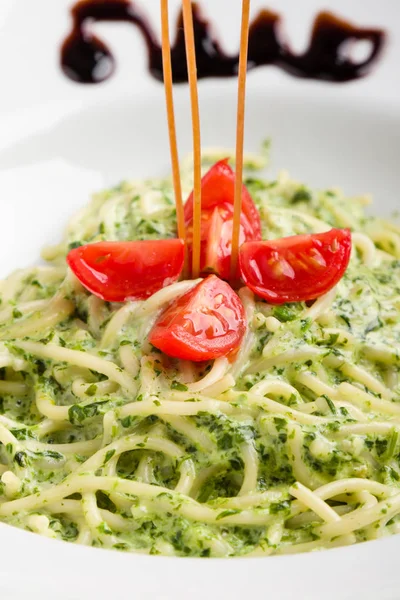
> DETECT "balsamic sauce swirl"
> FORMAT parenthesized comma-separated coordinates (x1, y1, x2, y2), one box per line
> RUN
(61, 0, 385, 84)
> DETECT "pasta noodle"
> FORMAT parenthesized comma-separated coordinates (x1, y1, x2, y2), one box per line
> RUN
(0, 154, 399, 557)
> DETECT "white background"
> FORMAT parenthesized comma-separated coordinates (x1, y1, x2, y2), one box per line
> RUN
(0, 0, 399, 118)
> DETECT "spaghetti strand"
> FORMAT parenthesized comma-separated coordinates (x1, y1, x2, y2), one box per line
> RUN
(230, 0, 251, 280)
(160, 0, 186, 267)
(181, 0, 202, 278)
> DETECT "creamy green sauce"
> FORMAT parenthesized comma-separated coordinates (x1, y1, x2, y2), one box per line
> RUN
(0, 153, 399, 556)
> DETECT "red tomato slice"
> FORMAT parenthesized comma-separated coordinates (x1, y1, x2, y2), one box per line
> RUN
(149, 275, 246, 361)
(200, 206, 225, 275)
(186, 204, 252, 280)
(67, 239, 185, 302)
(184, 159, 262, 238)
(239, 229, 352, 304)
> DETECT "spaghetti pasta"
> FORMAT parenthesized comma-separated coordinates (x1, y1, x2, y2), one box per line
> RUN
(0, 153, 399, 557)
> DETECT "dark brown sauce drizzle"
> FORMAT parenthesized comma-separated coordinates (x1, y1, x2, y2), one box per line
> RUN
(61, 0, 385, 85)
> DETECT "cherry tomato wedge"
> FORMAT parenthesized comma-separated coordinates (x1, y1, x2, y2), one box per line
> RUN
(184, 159, 262, 238)
(67, 239, 185, 302)
(184, 160, 261, 279)
(239, 228, 352, 304)
(186, 204, 256, 280)
(149, 275, 246, 361)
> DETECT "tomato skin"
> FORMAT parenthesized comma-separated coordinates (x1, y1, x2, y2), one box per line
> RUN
(67, 239, 185, 302)
(239, 229, 352, 304)
(184, 159, 262, 238)
(149, 275, 246, 361)
(186, 203, 255, 280)
(184, 160, 261, 279)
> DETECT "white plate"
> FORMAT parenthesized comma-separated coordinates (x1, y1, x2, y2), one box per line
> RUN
(0, 85, 398, 276)
(0, 1, 399, 599)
